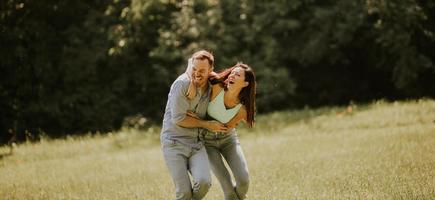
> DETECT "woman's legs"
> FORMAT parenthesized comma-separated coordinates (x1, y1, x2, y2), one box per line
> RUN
(205, 145, 240, 200)
(220, 136, 249, 200)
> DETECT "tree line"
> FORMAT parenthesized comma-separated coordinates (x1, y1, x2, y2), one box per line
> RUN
(1, 0, 434, 144)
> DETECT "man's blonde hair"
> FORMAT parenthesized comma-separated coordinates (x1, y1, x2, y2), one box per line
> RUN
(192, 50, 214, 67)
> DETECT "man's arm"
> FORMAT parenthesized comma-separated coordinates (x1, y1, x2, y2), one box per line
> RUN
(169, 79, 227, 132)
(170, 79, 193, 124)
(177, 116, 228, 132)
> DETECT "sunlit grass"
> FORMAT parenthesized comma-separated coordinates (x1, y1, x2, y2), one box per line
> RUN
(1, 99, 434, 199)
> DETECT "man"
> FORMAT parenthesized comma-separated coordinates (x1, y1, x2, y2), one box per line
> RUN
(161, 50, 228, 200)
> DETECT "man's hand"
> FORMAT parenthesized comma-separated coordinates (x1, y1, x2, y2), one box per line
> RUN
(186, 110, 199, 119)
(205, 120, 228, 132)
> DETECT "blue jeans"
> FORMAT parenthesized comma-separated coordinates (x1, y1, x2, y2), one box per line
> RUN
(202, 131, 249, 200)
(162, 137, 212, 200)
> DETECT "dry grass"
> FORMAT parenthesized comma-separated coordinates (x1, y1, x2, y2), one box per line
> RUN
(1, 99, 434, 199)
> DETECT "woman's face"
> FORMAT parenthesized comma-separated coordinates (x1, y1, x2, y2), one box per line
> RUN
(227, 67, 248, 90)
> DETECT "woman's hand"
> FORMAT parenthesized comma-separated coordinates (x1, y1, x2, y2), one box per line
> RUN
(205, 120, 228, 132)
(185, 57, 194, 79)
(225, 122, 237, 130)
(185, 57, 197, 100)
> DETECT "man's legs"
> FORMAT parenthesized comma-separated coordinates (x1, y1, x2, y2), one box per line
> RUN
(162, 139, 193, 200)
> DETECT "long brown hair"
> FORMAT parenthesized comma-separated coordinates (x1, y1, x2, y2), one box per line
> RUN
(210, 62, 256, 128)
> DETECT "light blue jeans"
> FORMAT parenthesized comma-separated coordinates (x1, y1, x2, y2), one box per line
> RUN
(202, 131, 249, 200)
(162, 137, 212, 200)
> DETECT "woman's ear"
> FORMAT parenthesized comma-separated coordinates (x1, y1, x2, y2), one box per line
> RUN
(244, 81, 249, 87)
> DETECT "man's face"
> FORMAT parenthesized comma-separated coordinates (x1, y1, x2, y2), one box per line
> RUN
(192, 59, 212, 87)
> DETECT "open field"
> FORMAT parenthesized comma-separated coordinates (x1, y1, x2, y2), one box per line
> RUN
(1, 99, 434, 199)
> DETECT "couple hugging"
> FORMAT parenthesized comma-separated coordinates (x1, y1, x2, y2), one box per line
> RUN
(160, 50, 256, 200)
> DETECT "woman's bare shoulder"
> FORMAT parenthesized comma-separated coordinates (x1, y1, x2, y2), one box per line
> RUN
(210, 83, 224, 100)
(212, 83, 224, 90)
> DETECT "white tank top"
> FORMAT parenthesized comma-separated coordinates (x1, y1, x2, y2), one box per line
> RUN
(207, 89, 242, 123)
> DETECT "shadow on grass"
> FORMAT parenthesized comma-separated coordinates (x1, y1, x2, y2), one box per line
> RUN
(0, 144, 14, 160)
(0, 151, 13, 160)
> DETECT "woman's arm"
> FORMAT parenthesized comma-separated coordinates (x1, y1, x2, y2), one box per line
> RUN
(225, 105, 247, 129)
(187, 72, 218, 100)
(186, 79, 196, 100)
(185, 57, 197, 100)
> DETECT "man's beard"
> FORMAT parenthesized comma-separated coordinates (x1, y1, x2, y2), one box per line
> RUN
(193, 77, 205, 87)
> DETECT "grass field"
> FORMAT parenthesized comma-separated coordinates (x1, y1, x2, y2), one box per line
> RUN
(1, 99, 434, 199)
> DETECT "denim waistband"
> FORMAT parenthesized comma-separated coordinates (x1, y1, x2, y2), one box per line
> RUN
(201, 130, 236, 140)
(162, 135, 203, 149)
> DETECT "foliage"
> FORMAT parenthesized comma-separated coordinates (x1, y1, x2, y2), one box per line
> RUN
(0, 0, 434, 142)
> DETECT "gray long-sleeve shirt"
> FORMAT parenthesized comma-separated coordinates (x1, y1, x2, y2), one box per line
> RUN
(160, 73, 211, 147)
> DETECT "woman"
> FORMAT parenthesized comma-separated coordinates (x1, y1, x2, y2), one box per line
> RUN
(187, 62, 256, 200)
